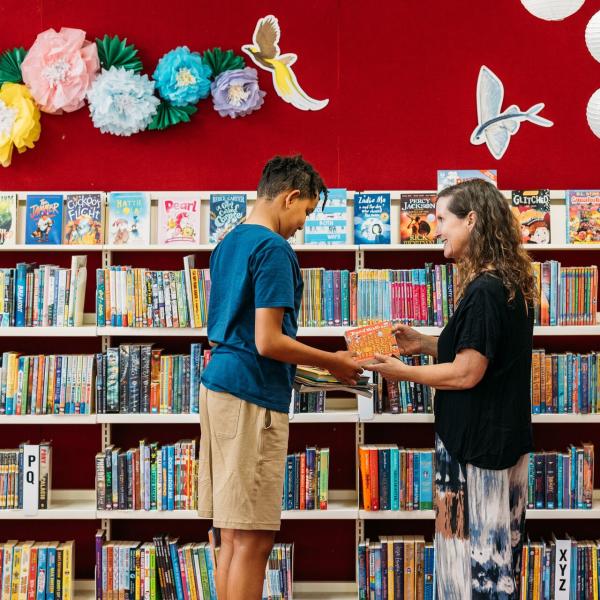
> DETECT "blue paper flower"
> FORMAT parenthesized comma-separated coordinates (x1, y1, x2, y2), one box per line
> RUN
(211, 67, 265, 118)
(87, 66, 159, 136)
(153, 46, 212, 106)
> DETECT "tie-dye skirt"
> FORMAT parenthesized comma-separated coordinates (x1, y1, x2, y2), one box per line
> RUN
(434, 434, 529, 599)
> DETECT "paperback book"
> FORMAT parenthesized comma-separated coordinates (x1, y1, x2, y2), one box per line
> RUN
(0, 193, 16, 246)
(511, 189, 551, 244)
(157, 196, 200, 245)
(566, 190, 600, 244)
(304, 188, 347, 244)
(25, 194, 63, 245)
(437, 169, 498, 191)
(400, 193, 439, 244)
(63, 193, 103, 245)
(107, 192, 151, 246)
(344, 321, 399, 365)
(354, 193, 391, 244)
(209, 193, 246, 243)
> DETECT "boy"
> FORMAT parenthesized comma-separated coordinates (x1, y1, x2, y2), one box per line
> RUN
(199, 155, 361, 600)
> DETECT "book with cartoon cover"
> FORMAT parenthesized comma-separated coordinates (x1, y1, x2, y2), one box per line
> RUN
(107, 192, 150, 246)
(511, 189, 551, 244)
(344, 321, 399, 364)
(437, 169, 497, 192)
(63, 193, 103, 245)
(0, 193, 17, 246)
(209, 194, 246, 244)
(354, 193, 391, 245)
(25, 194, 63, 245)
(304, 188, 347, 244)
(566, 190, 600, 244)
(158, 197, 200, 245)
(400, 194, 439, 244)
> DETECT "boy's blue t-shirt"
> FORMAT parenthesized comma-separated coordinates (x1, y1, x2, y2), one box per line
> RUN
(201, 224, 303, 412)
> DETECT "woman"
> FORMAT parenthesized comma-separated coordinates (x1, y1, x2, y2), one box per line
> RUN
(367, 179, 536, 598)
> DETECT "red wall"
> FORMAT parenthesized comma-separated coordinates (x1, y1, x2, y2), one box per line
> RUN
(1, 0, 599, 191)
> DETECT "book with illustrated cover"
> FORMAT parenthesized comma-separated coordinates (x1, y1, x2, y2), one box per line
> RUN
(209, 194, 246, 244)
(566, 190, 600, 244)
(400, 194, 439, 244)
(344, 321, 399, 364)
(304, 188, 347, 244)
(157, 197, 200, 245)
(437, 169, 497, 192)
(0, 193, 17, 246)
(63, 193, 103, 245)
(25, 194, 63, 245)
(354, 193, 391, 244)
(107, 192, 150, 246)
(511, 189, 551, 244)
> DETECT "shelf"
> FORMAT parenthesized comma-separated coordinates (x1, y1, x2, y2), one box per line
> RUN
(0, 414, 96, 425)
(293, 244, 359, 252)
(98, 326, 207, 337)
(531, 414, 600, 423)
(358, 243, 600, 252)
(104, 244, 215, 252)
(290, 408, 359, 423)
(0, 244, 103, 252)
(0, 490, 96, 520)
(366, 413, 434, 423)
(0, 326, 97, 337)
(97, 413, 199, 424)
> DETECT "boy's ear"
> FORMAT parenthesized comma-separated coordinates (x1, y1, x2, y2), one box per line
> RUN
(283, 189, 302, 207)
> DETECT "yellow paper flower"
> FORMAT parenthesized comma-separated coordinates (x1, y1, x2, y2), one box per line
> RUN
(0, 83, 41, 167)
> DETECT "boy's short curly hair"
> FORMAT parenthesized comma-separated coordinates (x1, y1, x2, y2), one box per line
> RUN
(257, 155, 328, 205)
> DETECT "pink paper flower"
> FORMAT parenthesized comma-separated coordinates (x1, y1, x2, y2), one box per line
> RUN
(21, 27, 100, 114)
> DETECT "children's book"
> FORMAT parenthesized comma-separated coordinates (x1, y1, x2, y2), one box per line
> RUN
(107, 192, 151, 246)
(63, 193, 103, 245)
(400, 194, 439, 244)
(566, 190, 600, 244)
(209, 194, 246, 244)
(0, 193, 17, 246)
(157, 197, 200, 245)
(344, 321, 399, 365)
(304, 188, 347, 245)
(25, 194, 63, 245)
(354, 193, 391, 245)
(437, 169, 498, 191)
(511, 190, 551, 244)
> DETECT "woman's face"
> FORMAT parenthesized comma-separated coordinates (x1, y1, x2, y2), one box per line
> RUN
(436, 195, 474, 260)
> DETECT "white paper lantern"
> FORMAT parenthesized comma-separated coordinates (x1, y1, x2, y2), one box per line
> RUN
(521, 0, 584, 21)
(586, 88, 600, 138)
(585, 10, 600, 62)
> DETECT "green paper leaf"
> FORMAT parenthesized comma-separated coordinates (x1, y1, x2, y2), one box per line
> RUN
(0, 47, 27, 85)
(95, 35, 143, 73)
(148, 101, 198, 131)
(202, 47, 245, 78)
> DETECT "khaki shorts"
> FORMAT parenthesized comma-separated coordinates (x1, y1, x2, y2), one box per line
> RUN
(198, 385, 289, 531)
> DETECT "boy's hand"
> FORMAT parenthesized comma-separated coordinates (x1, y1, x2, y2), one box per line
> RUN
(392, 323, 423, 356)
(328, 350, 363, 386)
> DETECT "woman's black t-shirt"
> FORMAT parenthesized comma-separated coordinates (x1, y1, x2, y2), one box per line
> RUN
(434, 272, 534, 470)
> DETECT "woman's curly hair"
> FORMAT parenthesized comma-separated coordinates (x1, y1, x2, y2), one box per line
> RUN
(438, 178, 537, 306)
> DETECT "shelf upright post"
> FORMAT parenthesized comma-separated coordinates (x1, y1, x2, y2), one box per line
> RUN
(101, 242, 112, 540)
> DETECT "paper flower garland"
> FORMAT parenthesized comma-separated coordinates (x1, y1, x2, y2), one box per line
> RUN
(0, 26, 271, 166)
(0, 82, 41, 167)
(21, 27, 100, 114)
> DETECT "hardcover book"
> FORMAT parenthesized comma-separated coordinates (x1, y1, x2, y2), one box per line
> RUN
(209, 193, 246, 244)
(304, 188, 347, 245)
(157, 197, 200, 245)
(25, 194, 63, 245)
(354, 193, 391, 245)
(63, 193, 103, 245)
(107, 192, 151, 246)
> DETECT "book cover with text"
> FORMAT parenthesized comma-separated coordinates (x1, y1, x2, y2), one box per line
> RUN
(304, 188, 347, 244)
(0, 193, 17, 246)
(107, 192, 151, 246)
(511, 190, 551, 244)
(437, 169, 498, 192)
(354, 193, 391, 245)
(158, 197, 200, 245)
(63, 193, 103, 245)
(25, 194, 63, 245)
(566, 190, 600, 244)
(400, 193, 439, 244)
(209, 194, 246, 243)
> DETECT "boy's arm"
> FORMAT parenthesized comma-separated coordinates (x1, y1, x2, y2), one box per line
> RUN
(255, 308, 362, 385)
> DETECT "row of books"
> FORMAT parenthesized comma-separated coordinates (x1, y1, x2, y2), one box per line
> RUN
(95, 440, 198, 511)
(528, 445, 594, 510)
(291, 389, 326, 413)
(372, 358, 435, 414)
(531, 350, 600, 414)
(0, 443, 51, 510)
(282, 448, 329, 511)
(0, 257, 87, 328)
(0, 353, 95, 416)
(95, 530, 293, 600)
(299, 265, 457, 328)
(96, 344, 208, 415)
(0, 539, 74, 600)
(358, 536, 435, 600)
(534, 262, 598, 326)
(96, 261, 211, 328)
(520, 536, 600, 599)
(359, 446, 434, 512)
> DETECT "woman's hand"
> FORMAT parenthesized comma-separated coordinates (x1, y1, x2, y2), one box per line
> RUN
(392, 323, 423, 356)
(363, 354, 409, 381)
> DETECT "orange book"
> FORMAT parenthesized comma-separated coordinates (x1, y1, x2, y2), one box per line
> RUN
(345, 321, 399, 365)
(358, 446, 371, 510)
(403, 536, 415, 600)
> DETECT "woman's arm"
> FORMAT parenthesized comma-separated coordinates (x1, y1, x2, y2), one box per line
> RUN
(366, 348, 488, 391)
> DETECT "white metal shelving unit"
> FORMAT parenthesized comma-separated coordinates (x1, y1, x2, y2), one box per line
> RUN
(1, 190, 598, 600)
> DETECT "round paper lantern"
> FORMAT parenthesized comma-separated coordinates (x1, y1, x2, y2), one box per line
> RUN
(586, 88, 600, 138)
(585, 10, 600, 62)
(521, 0, 584, 21)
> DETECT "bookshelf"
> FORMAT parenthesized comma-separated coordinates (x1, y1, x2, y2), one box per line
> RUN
(1, 189, 598, 599)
